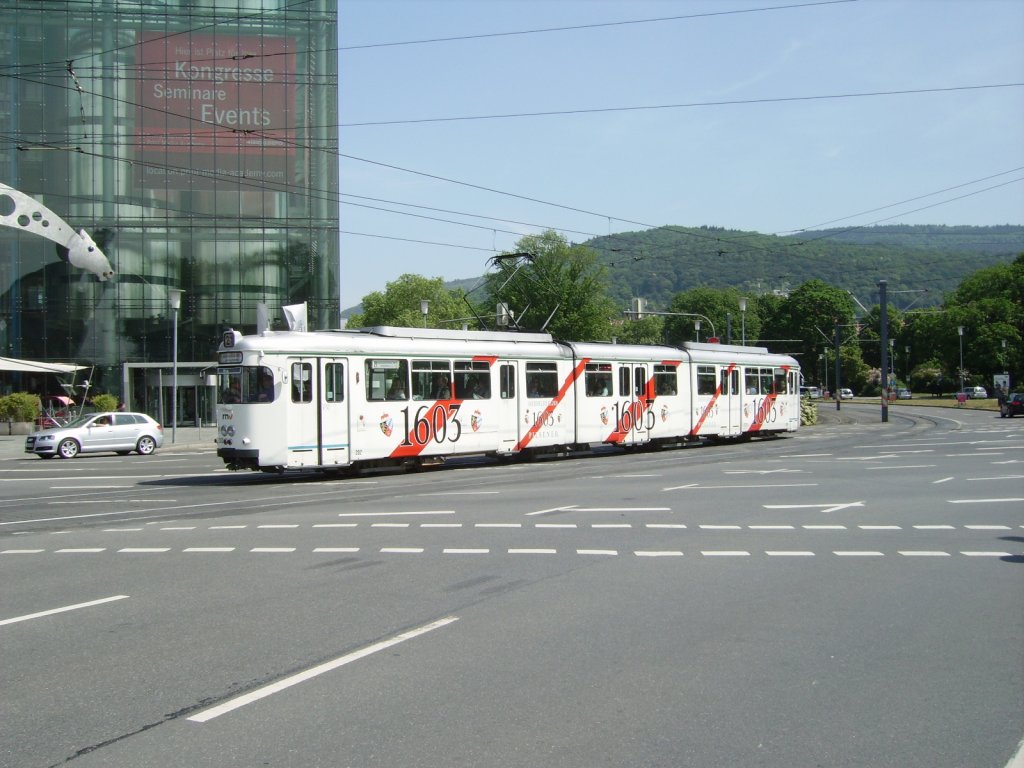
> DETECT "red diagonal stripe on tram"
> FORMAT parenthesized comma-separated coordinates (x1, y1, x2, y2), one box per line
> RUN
(514, 358, 589, 452)
(605, 376, 657, 444)
(691, 362, 735, 437)
(748, 391, 779, 432)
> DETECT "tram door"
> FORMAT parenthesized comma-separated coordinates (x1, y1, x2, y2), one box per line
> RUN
(721, 365, 742, 437)
(617, 363, 651, 445)
(497, 362, 520, 453)
(286, 359, 318, 467)
(318, 359, 350, 467)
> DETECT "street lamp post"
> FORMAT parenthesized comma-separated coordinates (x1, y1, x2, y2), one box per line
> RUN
(168, 289, 184, 444)
(738, 297, 748, 345)
(694, 319, 701, 342)
(958, 326, 965, 395)
(1002, 339, 1009, 389)
(420, 299, 429, 327)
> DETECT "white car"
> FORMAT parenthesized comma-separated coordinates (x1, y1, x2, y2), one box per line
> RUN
(839, 388, 854, 400)
(25, 412, 164, 459)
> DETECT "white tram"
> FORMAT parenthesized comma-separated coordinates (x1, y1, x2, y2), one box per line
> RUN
(214, 326, 800, 473)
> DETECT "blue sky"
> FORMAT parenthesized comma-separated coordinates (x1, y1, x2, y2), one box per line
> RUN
(338, 0, 1024, 310)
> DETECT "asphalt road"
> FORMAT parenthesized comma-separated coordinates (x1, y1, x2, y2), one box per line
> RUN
(1, 404, 1022, 768)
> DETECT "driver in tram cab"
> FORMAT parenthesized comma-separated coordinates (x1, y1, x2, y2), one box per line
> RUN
(257, 371, 275, 402)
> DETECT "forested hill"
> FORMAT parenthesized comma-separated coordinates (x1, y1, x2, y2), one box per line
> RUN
(586, 224, 1023, 309)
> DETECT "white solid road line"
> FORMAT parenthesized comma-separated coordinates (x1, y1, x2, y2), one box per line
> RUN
(0, 595, 128, 628)
(188, 616, 459, 723)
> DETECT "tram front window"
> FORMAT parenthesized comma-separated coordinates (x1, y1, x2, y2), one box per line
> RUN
(217, 366, 275, 404)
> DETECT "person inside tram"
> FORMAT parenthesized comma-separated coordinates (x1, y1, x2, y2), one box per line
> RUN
(386, 379, 407, 400)
(432, 374, 451, 399)
(257, 371, 275, 402)
(222, 380, 241, 404)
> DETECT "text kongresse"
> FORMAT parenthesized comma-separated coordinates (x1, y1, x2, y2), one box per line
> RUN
(175, 62, 274, 85)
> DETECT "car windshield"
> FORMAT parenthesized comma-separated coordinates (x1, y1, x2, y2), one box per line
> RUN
(63, 415, 101, 429)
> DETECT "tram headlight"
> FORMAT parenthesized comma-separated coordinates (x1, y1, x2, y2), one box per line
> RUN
(220, 425, 235, 437)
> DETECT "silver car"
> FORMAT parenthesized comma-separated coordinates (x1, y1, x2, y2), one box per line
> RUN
(25, 411, 164, 459)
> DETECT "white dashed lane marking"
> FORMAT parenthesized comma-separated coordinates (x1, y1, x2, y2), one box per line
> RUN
(2, 548, 1017, 559)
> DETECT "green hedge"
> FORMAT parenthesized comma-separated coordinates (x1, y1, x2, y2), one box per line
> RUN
(0, 392, 41, 423)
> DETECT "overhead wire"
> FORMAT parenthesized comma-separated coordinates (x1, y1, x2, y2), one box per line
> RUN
(338, 83, 1024, 128)
(0, 0, 1019, 281)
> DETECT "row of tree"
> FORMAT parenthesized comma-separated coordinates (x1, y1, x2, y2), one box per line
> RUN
(344, 231, 1023, 396)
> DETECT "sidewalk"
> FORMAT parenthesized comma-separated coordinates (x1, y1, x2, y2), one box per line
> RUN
(0, 425, 217, 458)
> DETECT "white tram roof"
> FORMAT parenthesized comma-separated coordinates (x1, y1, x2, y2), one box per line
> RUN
(681, 341, 799, 367)
(221, 326, 570, 360)
(219, 327, 797, 368)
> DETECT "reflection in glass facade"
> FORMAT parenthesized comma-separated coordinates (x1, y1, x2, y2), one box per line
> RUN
(0, 0, 338, 422)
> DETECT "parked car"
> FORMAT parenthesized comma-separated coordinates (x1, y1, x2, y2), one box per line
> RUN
(1001, 392, 1024, 418)
(800, 386, 821, 399)
(896, 388, 913, 400)
(24, 412, 164, 459)
(839, 388, 854, 400)
(954, 386, 988, 400)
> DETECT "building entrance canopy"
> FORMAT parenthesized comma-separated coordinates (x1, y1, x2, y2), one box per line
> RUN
(0, 356, 86, 374)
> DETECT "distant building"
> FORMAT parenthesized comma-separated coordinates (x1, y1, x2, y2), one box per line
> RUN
(0, 0, 339, 424)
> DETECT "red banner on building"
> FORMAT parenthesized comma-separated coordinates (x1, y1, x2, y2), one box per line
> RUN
(135, 32, 297, 188)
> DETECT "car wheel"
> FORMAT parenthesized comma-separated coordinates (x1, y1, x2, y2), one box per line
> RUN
(136, 436, 156, 455)
(57, 439, 80, 459)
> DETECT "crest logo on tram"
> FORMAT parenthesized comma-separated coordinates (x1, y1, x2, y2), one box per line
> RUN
(599, 406, 609, 425)
(471, 410, 483, 432)
(379, 413, 394, 437)
(661, 404, 669, 422)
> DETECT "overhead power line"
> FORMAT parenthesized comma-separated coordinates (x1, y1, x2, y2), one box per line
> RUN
(339, 0, 857, 51)
(339, 83, 1024, 127)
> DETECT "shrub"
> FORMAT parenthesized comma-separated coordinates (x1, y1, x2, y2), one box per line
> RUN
(91, 393, 118, 412)
(0, 392, 42, 423)
(800, 397, 818, 426)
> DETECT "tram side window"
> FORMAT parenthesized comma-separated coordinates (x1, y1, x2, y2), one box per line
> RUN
(774, 369, 788, 395)
(366, 359, 409, 401)
(696, 365, 716, 396)
(760, 367, 775, 394)
(744, 369, 759, 395)
(618, 367, 631, 397)
(500, 364, 515, 399)
(720, 369, 731, 395)
(655, 365, 678, 396)
(291, 363, 312, 403)
(412, 360, 450, 400)
(585, 363, 613, 397)
(526, 362, 558, 398)
(325, 363, 344, 403)
(454, 361, 491, 399)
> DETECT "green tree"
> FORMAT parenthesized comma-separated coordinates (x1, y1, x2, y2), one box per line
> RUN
(346, 274, 470, 329)
(663, 287, 749, 346)
(616, 315, 665, 345)
(771, 280, 864, 390)
(942, 253, 1023, 387)
(483, 231, 617, 341)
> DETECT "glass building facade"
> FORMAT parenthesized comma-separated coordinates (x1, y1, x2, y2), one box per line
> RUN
(0, 0, 338, 424)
